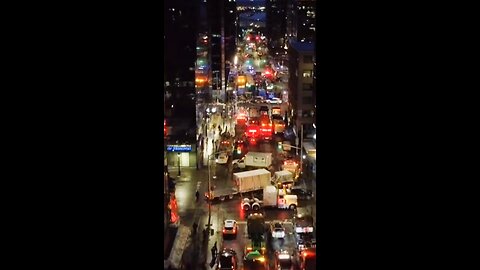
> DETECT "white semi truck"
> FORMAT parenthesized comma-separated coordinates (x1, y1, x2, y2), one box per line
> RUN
(241, 185, 298, 211)
(205, 169, 271, 202)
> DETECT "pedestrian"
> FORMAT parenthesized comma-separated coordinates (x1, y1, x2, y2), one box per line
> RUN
(193, 222, 198, 234)
(195, 190, 200, 201)
(210, 246, 216, 259)
(211, 241, 218, 257)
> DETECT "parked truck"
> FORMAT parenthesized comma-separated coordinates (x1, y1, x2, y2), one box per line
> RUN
(245, 152, 272, 168)
(241, 185, 298, 211)
(205, 169, 271, 202)
(282, 159, 300, 180)
(272, 170, 295, 189)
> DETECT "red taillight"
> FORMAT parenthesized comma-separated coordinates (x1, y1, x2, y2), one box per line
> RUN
(233, 228, 236, 233)
(223, 229, 226, 233)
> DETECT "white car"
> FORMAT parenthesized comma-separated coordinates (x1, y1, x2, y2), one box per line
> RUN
(271, 221, 286, 239)
(216, 152, 229, 164)
(267, 98, 282, 104)
(223, 219, 238, 238)
(232, 158, 246, 169)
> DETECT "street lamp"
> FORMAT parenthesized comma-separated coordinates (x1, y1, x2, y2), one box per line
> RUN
(177, 153, 181, 177)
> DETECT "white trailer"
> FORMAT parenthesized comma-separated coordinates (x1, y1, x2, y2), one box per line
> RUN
(234, 169, 271, 193)
(273, 170, 294, 183)
(245, 152, 272, 168)
(242, 185, 298, 211)
(206, 169, 271, 202)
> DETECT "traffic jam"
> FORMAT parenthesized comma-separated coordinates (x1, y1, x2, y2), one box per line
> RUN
(206, 31, 316, 270)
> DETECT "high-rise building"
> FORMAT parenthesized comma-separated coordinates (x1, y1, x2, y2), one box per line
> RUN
(288, 41, 315, 130)
(164, 0, 198, 140)
(207, 0, 237, 99)
(224, 0, 238, 89)
(266, 0, 287, 54)
(286, 0, 315, 43)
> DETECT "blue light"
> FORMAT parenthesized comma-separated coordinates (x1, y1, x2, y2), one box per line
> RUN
(166, 145, 192, 152)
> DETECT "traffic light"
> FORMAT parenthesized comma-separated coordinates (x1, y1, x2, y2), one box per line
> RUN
(278, 142, 282, 150)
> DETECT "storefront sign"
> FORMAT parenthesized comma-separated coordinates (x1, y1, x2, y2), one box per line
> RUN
(166, 145, 192, 152)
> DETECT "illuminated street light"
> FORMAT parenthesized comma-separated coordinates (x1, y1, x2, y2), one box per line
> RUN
(234, 55, 238, 65)
(303, 155, 306, 159)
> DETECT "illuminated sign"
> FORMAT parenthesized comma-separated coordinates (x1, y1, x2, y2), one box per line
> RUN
(166, 145, 192, 152)
(295, 227, 314, 233)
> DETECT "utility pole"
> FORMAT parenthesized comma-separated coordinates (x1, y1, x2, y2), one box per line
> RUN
(177, 153, 181, 177)
(207, 153, 212, 235)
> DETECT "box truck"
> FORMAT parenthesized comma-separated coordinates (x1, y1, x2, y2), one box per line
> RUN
(272, 170, 295, 189)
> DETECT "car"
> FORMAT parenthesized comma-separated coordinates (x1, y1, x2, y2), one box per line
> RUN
(267, 97, 282, 104)
(299, 248, 316, 270)
(232, 158, 246, 169)
(223, 219, 238, 238)
(274, 250, 294, 270)
(244, 251, 267, 270)
(296, 233, 316, 251)
(216, 152, 229, 164)
(270, 221, 286, 239)
(272, 114, 283, 120)
(219, 140, 232, 151)
(218, 248, 238, 270)
(289, 187, 312, 200)
(253, 96, 265, 102)
(248, 118, 260, 125)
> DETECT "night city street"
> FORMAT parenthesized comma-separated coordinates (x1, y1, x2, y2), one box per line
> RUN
(164, 0, 316, 269)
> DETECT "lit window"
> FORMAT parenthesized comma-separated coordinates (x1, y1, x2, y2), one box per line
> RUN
(302, 70, 312, 78)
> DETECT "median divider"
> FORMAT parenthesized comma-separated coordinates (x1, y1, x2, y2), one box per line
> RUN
(165, 225, 191, 270)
